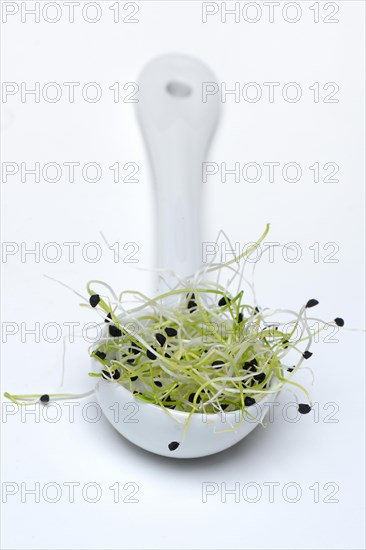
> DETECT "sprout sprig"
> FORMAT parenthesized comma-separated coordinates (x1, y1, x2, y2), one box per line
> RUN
(4, 224, 345, 419)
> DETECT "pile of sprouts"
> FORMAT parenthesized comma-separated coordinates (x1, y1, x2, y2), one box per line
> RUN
(5, 225, 345, 418)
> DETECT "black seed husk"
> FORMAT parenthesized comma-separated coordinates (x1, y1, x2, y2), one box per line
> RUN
(147, 347, 157, 360)
(248, 365, 257, 373)
(109, 325, 122, 338)
(165, 327, 178, 337)
(298, 403, 311, 414)
(306, 299, 319, 309)
(89, 294, 100, 308)
(188, 393, 201, 403)
(163, 396, 175, 409)
(129, 343, 141, 355)
(212, 360, 224, 368)
(244, 396, 256, 407)
(155, 333, 166, 346)
(218, 296, 231, 307)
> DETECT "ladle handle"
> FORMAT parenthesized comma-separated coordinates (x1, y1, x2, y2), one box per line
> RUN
(136, 54, 220, 291)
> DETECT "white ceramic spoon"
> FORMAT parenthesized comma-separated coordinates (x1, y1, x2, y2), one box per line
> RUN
(95, 54, 275, 458)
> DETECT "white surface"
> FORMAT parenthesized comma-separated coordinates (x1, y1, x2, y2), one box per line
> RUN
(1, 1, 365, 549)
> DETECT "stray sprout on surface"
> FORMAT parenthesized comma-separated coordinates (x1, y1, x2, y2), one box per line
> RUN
(5, 224, 346, 423)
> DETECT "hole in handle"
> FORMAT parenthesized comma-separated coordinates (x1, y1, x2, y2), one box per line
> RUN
(166, 81, 192, 98)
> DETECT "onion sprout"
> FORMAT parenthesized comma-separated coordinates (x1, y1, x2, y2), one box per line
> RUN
(4, 224, 345, 421)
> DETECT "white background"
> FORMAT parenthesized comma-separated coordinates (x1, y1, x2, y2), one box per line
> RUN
(1, 1, 365, 549)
